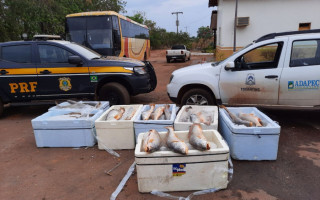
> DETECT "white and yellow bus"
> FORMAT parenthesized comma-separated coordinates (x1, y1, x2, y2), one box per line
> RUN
(66, 11, 150, 60)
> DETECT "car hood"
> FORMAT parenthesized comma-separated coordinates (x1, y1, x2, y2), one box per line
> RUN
(172, 62, 217, 75)
(102, 56, 145, 66)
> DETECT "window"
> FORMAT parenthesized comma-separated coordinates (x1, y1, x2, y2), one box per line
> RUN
(290, 40, 320, 67)
(39, 45, 74, 63)
(120, 19, 149, 39)
(2, 45, 32, 63)
(234, 42, 282, 70)
(299, 23, 311, 31)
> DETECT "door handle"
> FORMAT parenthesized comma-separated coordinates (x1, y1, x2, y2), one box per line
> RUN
(40, 70, 51, 74)
(265, 75, 278, 79)
(0, 69, 8, 75)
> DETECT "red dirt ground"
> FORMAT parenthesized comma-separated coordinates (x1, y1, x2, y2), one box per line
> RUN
(0, 50, 319, 200)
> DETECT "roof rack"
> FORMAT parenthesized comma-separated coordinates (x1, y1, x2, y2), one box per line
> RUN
(255, 29, 320, 43)
(33, 35, 61, 41)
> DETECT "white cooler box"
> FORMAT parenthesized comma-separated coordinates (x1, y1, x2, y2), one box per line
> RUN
(219, 107, 281, 160)
(174, 105, 218, 131)
(133, 104, 177, 141)
(95, 105, 143, 150)
(31, 109, 104, 147)
(135, 130, 230, 192)
(48, 101, 109, 112)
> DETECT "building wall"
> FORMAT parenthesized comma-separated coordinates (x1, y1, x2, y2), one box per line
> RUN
(215, 0, 320, 60)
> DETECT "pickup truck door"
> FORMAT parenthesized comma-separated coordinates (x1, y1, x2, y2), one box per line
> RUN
(279, 38, 320, 106)
(36, 44, 91, 99)
(219, 41, 285, 105)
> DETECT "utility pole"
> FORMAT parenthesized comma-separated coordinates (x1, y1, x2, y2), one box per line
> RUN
(172, 12, 183, 34)
(233, 0, 238, 52)
(184, 26, 188, 33)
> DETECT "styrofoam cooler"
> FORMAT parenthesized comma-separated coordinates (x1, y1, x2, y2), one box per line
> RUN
(95, 105, 143, 150)
(133, 104, 177, 141)
(48, 101, 109, 112)
(135, 130, 230, 192)
(31, 109, 104, 147)
(174, 105, 218, 131)
(218, 107, 281, 160)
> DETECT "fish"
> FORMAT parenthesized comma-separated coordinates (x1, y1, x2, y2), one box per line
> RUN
(158, 114, 165, 120)
(114, 107, 125, 120)
(197, 112, 212, 126)
(190, 112, 212, 126)
(120, 107, 132, 120)
(153, 106, 165, 120)
(188, 124, 210, 151)
(179, 106, 192, 122)
(220, 106, 253, 127)
(238, 112, 263, 127)
(142, 129, 162, 153)
(125, 108, 137, 120)
(164, 104, 171, 120)
(165, 126, 188, 155)
(142, 104, 155, 120)
(105, 107, 125, 121)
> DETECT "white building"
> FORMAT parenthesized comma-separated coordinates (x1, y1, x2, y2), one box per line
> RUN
(209, 0, 320, 60)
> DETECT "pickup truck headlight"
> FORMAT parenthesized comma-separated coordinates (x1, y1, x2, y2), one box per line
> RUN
(134, 66, 147, 75)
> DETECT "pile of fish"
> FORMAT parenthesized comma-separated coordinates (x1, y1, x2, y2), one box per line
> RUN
(105, 107, 137, 121)
(55, 100, 101, 109)
(48, 112, 95, 120)
(179, 106, 213, 125)
(141, 104, 171, 120)
(142, 124, 212, 155)
(220, 105, 263, 127)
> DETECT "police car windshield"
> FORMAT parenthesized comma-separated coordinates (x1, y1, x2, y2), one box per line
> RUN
(65, 42, 101, 60)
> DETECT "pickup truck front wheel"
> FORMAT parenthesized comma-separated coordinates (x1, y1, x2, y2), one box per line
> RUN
(98, 82, 130, 105)
(181, 88, 214, 105)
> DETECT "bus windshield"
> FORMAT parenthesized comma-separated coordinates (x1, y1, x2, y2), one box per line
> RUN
(66, 16, 113, 56)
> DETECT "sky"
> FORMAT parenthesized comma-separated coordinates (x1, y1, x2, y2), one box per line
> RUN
(121, 0, 214, 37)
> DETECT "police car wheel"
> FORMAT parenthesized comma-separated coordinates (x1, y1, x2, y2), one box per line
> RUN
(0, 98, 3, 117)
(181, 88, 215, 105)
(99, 82, 130, 105)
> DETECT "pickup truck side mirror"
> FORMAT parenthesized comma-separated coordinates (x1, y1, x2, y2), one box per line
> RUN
(224, 61, 235, 71)
(68, 55, 83, 66)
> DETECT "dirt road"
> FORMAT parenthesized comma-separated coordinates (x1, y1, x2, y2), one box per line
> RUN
(1, 50, 319, 200)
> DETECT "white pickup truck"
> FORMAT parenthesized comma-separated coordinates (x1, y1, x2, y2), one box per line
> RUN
(167, 30, 320, 107)
(166, 45, 191, 63)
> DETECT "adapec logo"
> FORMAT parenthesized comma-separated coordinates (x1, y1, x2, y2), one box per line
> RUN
(59, 77, 72, 91)
(245, 73, 255, 85)
(288, 80, 320, 90)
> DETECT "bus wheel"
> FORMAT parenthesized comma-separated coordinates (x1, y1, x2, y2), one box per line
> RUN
(183, 55, 187, 62)
(0, 98, 4, 117)
(99, 82, 130, 105)
(167, 58, 170, 63)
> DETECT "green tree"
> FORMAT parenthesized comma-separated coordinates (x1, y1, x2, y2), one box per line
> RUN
(126, 11, 145, 24)
(0, 0, 127, 42)
(196, 26, 214, 51)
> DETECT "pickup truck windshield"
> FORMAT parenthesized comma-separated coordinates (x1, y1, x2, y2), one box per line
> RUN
(64, 42, 101, 60)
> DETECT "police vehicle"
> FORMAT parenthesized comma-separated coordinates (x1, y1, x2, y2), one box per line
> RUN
(167, 30, 320, 107)
(0, 35, 157, 116)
